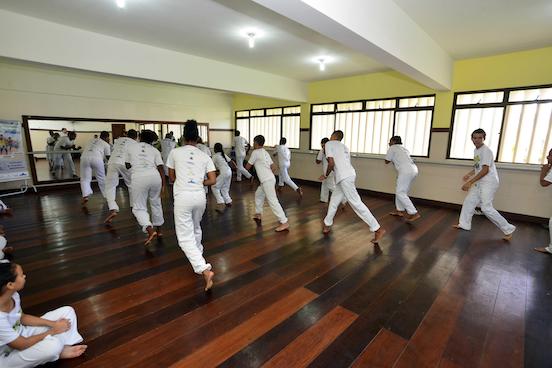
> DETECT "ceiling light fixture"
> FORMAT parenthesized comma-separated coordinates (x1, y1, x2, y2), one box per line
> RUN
(247, 32, 256, 48)
(116, 0, 126, 8)
(318, 58, 326, 71)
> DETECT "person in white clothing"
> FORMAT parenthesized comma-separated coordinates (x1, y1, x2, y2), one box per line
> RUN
(197, 138, 212, 194)
(233, 130, 252, 181)
(160, 134, 176, 176)
(53, 131, 79, 179)
(273, 137, 303, 199)
(0, 200, 12, 216)
(385, 136, 420, 222)
(80, 131, 111, 205)
(317, 138, 347, 209)
(533, 148, 552, 254)
(0, 226, 14, 259)
(103, 129, 139, 224)
(0, 262, 86, 368)
(246, 135, 289, 232)
(166, 120, 217, 291)
(212, 143, 236, 213)
(454, 129, 516, 240)
(45, 131, 57, 173)
(321, 130, 386, 243)
(125, 130, 166, 245)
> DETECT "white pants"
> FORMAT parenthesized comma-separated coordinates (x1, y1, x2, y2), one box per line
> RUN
(131, 173, 164, 232)
(278, 164, 298, 191)
(255, 178, 287, 224)
(174, 192, 211, 274)
(79, 155, 105, 198)
(545, 217, 552, 253)
(235, 155, 251, 181)
(458, 181, 515, 235)
(320, 174, 347, 205)
(395, 169, 418, 215)
(212, 172, 232, 204)
(324, 175, 380, 232)
(105, 163, 132, 212)
(0, 306, 83, 368)
(57, 153, 76, 176)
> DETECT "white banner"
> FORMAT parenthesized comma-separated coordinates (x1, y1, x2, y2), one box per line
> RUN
(0, 120, 30, 182)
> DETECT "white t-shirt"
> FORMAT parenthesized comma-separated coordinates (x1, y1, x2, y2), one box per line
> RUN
(385, 144, 416, 173)
(317, 150, 328, 174)
(108, 137, 137, 166)
(0, 292, 23, 354)
(324, 141, 355, 184)
(197, 143, 212, 157)
(54, 136, 74, 151)
(473, 144, 499, 184)
(234, 136, 249, 157)
(213, 152, 232, 176)
(82, 138, 111, 160)
(166, 145, 216, 194)
(544, 168, 552, 184)
(275, 145, 291, 166)
(248, 148, 275, 183)
(160, 138, 176, 160)
(125, 142, 163, 175)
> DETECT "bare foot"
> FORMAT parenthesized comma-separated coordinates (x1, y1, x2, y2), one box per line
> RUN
(145, 227, 158, 246)
(406, 213, 421, 222)
(275, 222, 290, 232)
(253, 215, 262, 225)
(203, 270, 215, 291)
(297, 187, 304, 198)
(534, 247, 552, 254)
(322, 225, 331, 235)
(371, 228, 386, 244)
(452, 224, 468, 230)
(60, 345, 87, 359)
(1, 208, 13, 216)
(104, 210, 118, 224)
(503, 231, 515, 241)
(389, 211, 403, 216)
(81, 197, 88, 207)
(225, 202, 232, 208)
(215, 204, 226, 213)
(2, 246, 14, 255)
(277, 186, 283, 193)
(156, 227, 163, 238)
(340, 203, 347, 212)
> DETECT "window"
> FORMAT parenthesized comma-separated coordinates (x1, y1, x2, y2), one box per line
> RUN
(310, 95, 434, 156)
(449, 85, 552, 164)
(234, 105, 301, 148)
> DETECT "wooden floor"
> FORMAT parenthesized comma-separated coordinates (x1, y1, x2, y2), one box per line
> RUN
(1, 182, 550, 368)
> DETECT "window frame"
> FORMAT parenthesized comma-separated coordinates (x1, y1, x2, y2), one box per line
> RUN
(446, 83, 552, 163)
(234, 105, 301, 149)
(309, 94, 435, 157)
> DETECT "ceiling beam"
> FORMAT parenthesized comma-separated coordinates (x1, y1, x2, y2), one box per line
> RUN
(251, 0, 453, 90)
(0, 9, 307, 101)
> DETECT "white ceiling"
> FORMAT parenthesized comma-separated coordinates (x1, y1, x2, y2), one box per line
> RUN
(0, 0, 550, 82)
(0, 0, 387, 82)
(394, 0, 552, 59)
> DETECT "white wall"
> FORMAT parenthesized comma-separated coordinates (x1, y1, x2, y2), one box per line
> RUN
(289, 132, 551, 219)
(0, 58, 234, 189)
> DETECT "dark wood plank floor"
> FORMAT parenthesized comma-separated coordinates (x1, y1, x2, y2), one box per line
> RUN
(1, 181, 550, 368)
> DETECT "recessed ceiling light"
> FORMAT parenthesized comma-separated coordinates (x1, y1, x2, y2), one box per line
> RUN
(318, 59, 326, 71)
(247, 33, 256, 48)
(116, 0, 126, 8)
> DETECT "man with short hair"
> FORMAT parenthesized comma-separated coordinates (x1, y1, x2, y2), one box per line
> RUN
(321, 130, 385, 243)
(454, 128, 516, 240)
(80, 131, 111, 205)
(233, 130, 252, 181)
(273, 137, 302, 198)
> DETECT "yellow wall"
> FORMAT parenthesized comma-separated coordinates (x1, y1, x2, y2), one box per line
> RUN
(233, 46, 552, 129)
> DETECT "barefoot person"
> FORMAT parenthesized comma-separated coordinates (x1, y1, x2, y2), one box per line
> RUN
(125, 130, 166, 245)
(273, 137, 303, 199)
(233, 130, 252, 182)
(385, 135, 420, 221)
(104, 129, 139, 224)
(246, 135, 290, 232)
(212, 143, 235, 213)
(0, 262, 87, 367)
(534, 148, 552, 254)
(454, 129, 516, 240)
(80, 131, 111, 206)
(321, 130, 386, 243)
(166, 120, 217, 291)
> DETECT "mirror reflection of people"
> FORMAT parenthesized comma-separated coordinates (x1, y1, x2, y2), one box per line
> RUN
(80, 131, 111, 206)
(53, 131, 79, 179)
(160, 133, 176, 177)
(46, 131, 57, 173)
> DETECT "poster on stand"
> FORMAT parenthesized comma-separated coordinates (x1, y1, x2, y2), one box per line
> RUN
(0, 120, 30, 182)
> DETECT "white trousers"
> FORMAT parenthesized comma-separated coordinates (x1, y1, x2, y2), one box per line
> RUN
(320, 174, 347, 205)
(324, 175, 380, 232)
(235, 155, 251, 181)
(174, 192, 211, 274)
(255, 178, 288, 224)
(105, 163, 132, 212)
(545, 217, 552, 253)
(212, 172, 232, 204)
(0, 306, 83, 368)
(57, 153, 76, 176)
(395, 169, 418, 215)
(278, 164, 299, 191)
(131, 173, 164, 232)
(458, 181, 516, 235)
(79, 155, 105, 198)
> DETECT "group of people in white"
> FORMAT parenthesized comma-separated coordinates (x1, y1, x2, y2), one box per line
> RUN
(1, 121, 550, 367)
